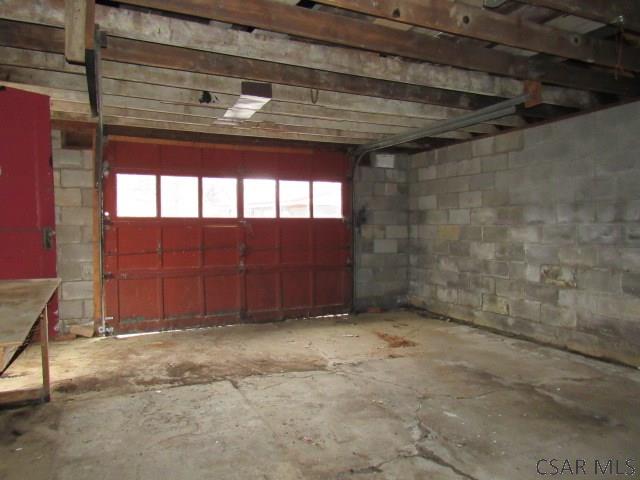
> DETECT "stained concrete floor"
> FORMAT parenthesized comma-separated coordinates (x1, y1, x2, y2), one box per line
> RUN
(0, 311, 639, 479)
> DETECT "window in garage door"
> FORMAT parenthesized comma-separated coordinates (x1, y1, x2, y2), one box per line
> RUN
(103, 140, 352, 334)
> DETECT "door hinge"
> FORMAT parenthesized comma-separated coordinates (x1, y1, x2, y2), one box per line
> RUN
(42, 226, 55, 249)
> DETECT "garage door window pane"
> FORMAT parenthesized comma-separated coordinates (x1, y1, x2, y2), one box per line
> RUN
(279, 180, 310, 218)
(161, 176, 199, 218)
(313, 181, 342, 218)
(116, 173, 157, 218)
(244, 179, 276, 218)
(203, 178, 237, 218)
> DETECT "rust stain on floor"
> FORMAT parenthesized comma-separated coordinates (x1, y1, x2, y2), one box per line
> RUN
(375, 331, 417, 348)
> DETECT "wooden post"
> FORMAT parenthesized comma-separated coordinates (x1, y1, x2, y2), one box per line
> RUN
(40, 307, 51, 402)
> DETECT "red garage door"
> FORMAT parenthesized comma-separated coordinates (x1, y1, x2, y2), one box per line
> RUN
(102, 140, 352, 334)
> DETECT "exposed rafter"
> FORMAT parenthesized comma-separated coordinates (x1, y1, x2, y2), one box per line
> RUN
(516, 0, 640, 34)
(114, 0, 638, 95)
(313, 0, 640, 72)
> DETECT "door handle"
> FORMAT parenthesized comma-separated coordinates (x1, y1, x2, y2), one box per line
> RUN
(42, 226, 55, 249)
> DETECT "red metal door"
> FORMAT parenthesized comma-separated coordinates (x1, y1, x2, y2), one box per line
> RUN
(103, 140, 351, 334)
(0, 87, 58, 336)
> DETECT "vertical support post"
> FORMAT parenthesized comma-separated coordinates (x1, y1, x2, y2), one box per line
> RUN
(40, 307, 51, 402)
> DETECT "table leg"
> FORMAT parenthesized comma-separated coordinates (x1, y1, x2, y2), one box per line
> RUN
(40, 307, 50, 402)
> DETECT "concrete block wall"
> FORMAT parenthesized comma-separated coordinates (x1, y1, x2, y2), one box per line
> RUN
(408, 101, 640, 366)
(354, 154, 409, 309)
(52, 130, 96, 334)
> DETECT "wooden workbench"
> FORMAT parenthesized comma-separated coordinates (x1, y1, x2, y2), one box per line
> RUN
(0, 278, 60, 406)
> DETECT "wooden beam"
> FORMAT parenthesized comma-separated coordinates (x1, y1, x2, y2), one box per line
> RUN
(64, 0, 87, 63)
(114, 0, 639, 94)
(0, 0, 600, 105)
(313, 0, 640, 72)
(517, 0, 640, 34)
(0, 20, 500, 112)
(0, 61, 524, 130)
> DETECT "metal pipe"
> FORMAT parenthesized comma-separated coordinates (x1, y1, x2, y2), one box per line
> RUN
(349, 93, 529, 312)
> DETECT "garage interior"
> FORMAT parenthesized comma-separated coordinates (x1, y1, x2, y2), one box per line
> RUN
(0, 0, 639, 478)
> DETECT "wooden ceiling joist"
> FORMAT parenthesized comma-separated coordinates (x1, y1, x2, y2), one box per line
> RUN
(313, 0, 640, 72)
(0, 0, 601, 106)
(517, 0, 640, 34)
(113, 0, 639, 96)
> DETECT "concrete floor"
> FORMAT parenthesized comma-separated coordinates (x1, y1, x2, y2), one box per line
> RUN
(1, 311, 639, 479)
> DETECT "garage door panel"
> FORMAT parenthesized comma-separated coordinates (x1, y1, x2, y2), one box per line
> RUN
(112, 142, 159, 169)
(313, 152, 349, 179)
(117, 225, 161, 270)
(246, 271, 278, 312)
(246, 222, 278, 266)
(243, 151, 278, 177)
(204, 225, 240, 267)
(202, 148, 241, 176)
(280, 221, 311, 265)
(279, 152, 311, 179)
(315, 269, 347, 306)
(163, 276, 202, 318)
(162, 225, 201, 268)
(282, 270, 312, 309)
(161, 144, 201, 171)
(118, 278, 161, 320)
(205, 274, 241, 314)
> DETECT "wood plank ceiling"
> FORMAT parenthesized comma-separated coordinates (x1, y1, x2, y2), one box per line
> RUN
(0, 0, 638, 150)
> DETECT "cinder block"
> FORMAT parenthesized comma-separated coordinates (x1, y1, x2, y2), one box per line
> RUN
(495, 243, 524, 261)
(449, 209, 470, 225)
(495, 131, 523, 153)
(418, 195, 437, 210)
(557, 245, 598, 267)
(495, 278, 525, 298)
(625, 225, 640, 247)
(510, 226, 542, 243)
(436, 142, 472, 163)
(437, 193, 459, 209)
(59, 243, 94, 263)
(578, 224, 622, 244)
(437, 225, 461, 241)
(60, 207, 93, 226)
(61, 281, 93, 301)
(540, 304, 576, 328)
(458, 289, 482, 308)
(55, 225, 84, 244)
(55, 187, 82, 207)
(59, 299, 83, 320)
(510, 298, 541, 322)
(61, 169, 94, 188)
(57, 262, 82, 281)
(509, 262, 526, 279)
(472, 137, 495, 157)
(373, 239, 398, 254)
(526, 264, 541, 283)
(470, 208, 498, 225)
(468, 173, 495, 191)
(577, 268, 621, 294)
(386, 225, 408, 239)
(596, 201, 640, 223)
(53, 149, 87, 169)
(482, 190, 510, 207)
(595, 294, 640, 319)
(496, 207, 524, 225)
(470, 242, 495, 260)
(446, 176, 470, 193)
(449, 241, 470, 257)
(522, 206, 556, 224)
(622, 272, 640, 298)
(459, 191, 482, 208)
(81, 262, 94, 281)
(470, 275, 495, 294)
(459, 226, 483, 241)
(482, 226, 509, 242)
(436, 286, 458, 304)
(482, 294, 509, 315)
(556, 203, 596, 224)
(484, 260, 509, 278)
(418, 166, 437, 181)
(426, 210, 448, 225)
(541, 265, 577, 288)
(481, 154, 509, 172)
(542, 225, 577, 245)
(81, 188, 95, 207)
(525, 283, 559, 305)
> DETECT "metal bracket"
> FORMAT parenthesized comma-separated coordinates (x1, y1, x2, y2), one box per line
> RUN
(98, 324, 114, 336)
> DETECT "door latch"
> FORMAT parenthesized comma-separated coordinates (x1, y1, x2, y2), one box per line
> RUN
(42, 226, 55, 249)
